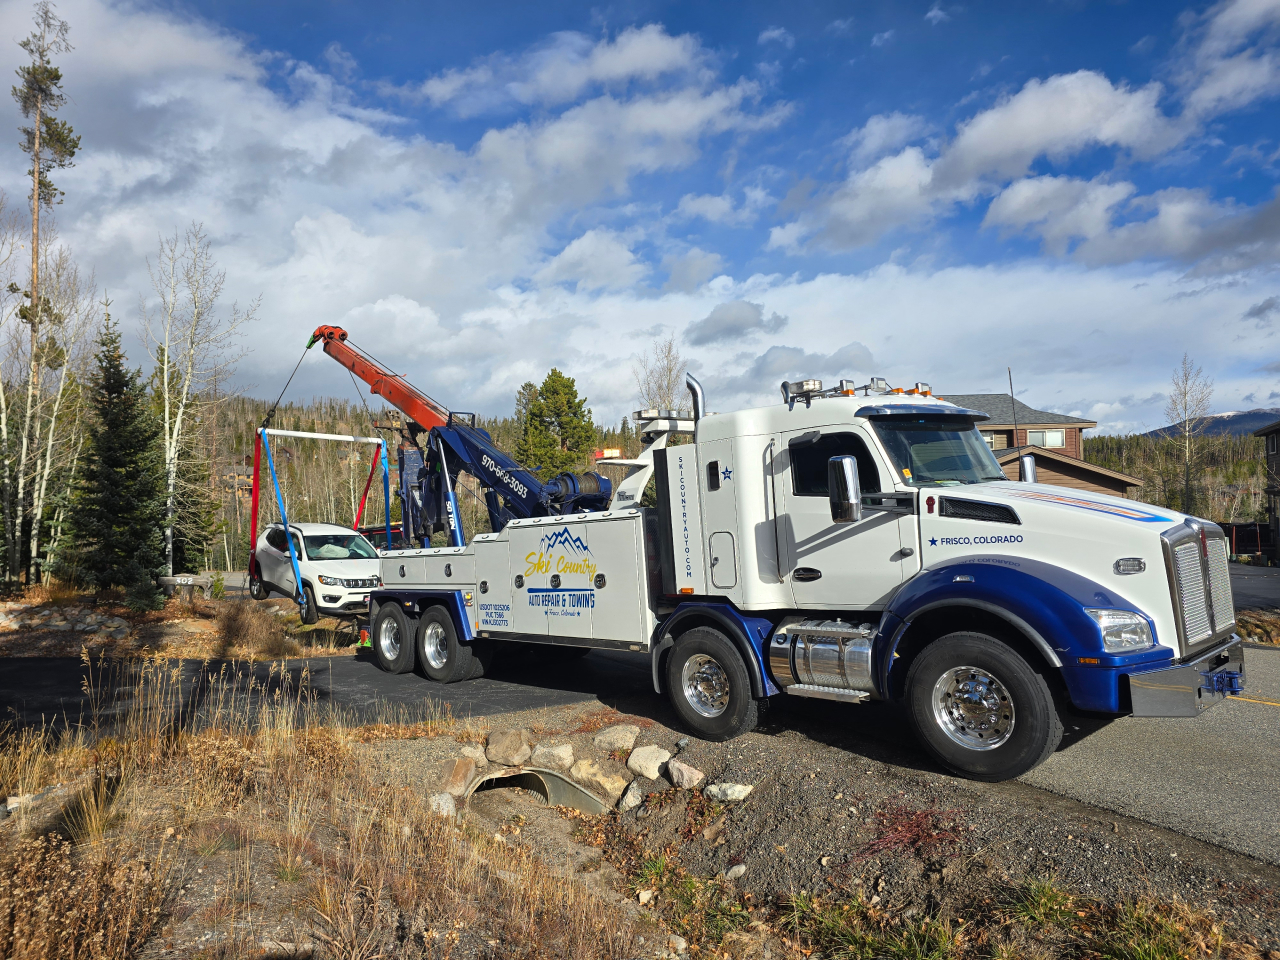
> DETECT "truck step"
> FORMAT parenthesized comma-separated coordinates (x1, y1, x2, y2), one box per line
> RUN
(784, 684, 870, 704)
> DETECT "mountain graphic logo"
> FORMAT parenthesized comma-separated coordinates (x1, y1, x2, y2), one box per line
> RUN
(539, 527, 592, 557)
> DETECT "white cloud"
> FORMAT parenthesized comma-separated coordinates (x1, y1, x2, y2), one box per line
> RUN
(407, 25, 707, 114)
(534, 230, 648, 291)
(674, 186, 773, 226)
(925, 5, 951, 25)
(684, 300, 788, 345)
(758, 26, 795, 49)
(841, 112, 930, 166)
(662, 248, 726, 292)
(827, 18, 855, 36)
(1176, 0, 1280, 119)
(984, 176, 1138, 254)
(871, 31, 896, 47)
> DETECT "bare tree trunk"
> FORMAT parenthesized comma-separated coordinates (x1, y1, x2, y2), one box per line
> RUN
(30, 355, 72, 573)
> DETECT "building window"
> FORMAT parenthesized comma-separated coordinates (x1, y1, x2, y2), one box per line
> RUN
(1028, 429, 1065, 448)
(1269, 434, 1277, 454)
(981, 432, 995, 448)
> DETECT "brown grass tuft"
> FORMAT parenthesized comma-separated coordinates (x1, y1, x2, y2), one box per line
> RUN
(214, 600, 301, 659)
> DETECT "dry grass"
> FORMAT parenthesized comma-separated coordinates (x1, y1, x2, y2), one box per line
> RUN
(213, 600, 302, 659)
(0, 655, 638, 959)
(1236, 608, 1280, 645)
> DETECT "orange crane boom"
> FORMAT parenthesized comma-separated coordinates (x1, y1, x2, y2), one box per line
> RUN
(307, 325, 450, 431)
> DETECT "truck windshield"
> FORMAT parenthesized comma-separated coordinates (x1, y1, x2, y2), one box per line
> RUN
(871, 420, 1007, 486)
(304, 533, 378, 561)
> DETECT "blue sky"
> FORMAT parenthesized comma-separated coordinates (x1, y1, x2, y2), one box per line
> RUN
(2, 0, 1279, 430)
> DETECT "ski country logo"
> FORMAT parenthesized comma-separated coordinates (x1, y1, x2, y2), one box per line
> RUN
(1001, 488, 1172, 523)
(524, 527, 597, 578)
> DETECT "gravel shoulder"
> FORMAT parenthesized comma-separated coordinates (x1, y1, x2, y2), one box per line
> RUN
(378, 694, 1280, 954)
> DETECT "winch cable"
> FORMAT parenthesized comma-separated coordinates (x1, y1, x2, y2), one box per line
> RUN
(261, 344, 310, 430)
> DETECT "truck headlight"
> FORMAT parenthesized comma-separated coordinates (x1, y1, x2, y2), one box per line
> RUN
(317, 575, 343, 586)
(1085, 609, 1153, 652)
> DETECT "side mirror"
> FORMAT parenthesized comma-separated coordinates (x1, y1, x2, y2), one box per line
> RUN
(828, 455, 862, 523)
(1019, 453, 1037, 483)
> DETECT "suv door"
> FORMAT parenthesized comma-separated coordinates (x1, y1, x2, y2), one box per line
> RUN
(779, 428, 909, 609)
(261, 527, 287, 589)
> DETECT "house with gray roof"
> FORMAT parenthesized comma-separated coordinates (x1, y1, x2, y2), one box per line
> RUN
(944, 394, 1141, 497)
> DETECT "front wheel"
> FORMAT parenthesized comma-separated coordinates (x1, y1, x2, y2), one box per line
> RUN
(905, 631, 1063, 782)
(300, 584, 319, 625)
(665, 627, 760, 742)
(371, 604, 416, 674)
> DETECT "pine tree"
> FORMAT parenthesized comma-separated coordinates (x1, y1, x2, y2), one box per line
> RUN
(515, 369, 595, 474)
(58, 317, 166, 609)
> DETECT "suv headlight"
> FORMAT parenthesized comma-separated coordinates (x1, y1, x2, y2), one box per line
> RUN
(1085, 609, 1154, 653)
(317, 575, 343, 586)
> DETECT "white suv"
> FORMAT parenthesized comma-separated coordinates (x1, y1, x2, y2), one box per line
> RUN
(249, 522, 381, 623)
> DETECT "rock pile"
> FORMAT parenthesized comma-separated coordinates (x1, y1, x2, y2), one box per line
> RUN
(431, 723, 756, 818)
(0, 604, 132, 640)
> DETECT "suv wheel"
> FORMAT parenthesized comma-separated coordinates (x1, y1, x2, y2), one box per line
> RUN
(371, 604, 416, 674)
(248, 565, 267, 600)
(905, 631, 1063, 782)
(665, 627, 760, 742)
(300, 584, 320, 625)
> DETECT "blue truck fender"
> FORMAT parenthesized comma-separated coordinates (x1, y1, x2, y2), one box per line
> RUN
(369, 589, 475, 642)
(877, 556, 1173, 711)
(651, 602, 779, 698)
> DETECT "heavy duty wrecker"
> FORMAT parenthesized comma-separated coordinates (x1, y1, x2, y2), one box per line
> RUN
(302, 325, 1246, 782)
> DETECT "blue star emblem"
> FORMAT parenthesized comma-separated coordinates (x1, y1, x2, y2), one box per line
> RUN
(929, 537, 938, 546)
(721, 467, 733, 481)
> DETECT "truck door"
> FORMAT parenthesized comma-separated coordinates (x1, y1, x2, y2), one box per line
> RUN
(778, 428, 907, 609)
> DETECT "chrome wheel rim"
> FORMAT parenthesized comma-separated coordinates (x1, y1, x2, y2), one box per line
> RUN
(422, 621, 448, 670)
(682, 654, 731, 718)
(378, 618, 401, 661)
(931, 666, 1015, 751)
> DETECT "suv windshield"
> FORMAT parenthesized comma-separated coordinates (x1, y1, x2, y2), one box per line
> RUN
(872, 420, 1007, 486)
(303, 533, 378, 561)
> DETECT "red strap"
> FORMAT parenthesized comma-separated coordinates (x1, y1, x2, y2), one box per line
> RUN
(353, 451, 380, 530)
(248, 431, 262, 573)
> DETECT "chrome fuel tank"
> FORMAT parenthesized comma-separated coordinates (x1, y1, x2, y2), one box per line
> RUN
(768, 619, 874, 692)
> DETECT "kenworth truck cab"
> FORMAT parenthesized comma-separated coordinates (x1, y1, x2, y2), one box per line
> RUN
(367, 376, 1245, 782)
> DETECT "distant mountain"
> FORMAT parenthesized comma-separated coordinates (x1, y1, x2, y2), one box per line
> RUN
(1142, 408, 1280, 438)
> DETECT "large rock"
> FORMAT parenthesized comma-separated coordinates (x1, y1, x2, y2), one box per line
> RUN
(460, 745, 488, 766)
(618, 780, 645, 812)
(486, 729, 532, 766)
(667, 758, 705, 789)
(428, 793, 456, 818)
(592, 724, 640, 752)
(530, 742, 574, 771)
(704, 782, 753, 802)
(570, 759, 629, 801)
(626, 745, 671, 781)
(441, 757, 479, 798)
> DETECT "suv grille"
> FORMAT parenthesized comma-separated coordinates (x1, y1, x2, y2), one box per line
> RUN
(939, 498, 1020, 524)
(343, 577, 379, 589)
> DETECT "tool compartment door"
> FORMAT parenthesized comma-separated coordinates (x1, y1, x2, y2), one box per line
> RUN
(474, 538, 513, 633)
(507, 522, 549, 635)
(589, 515, 648, 645)
(532, 519, 595, 641)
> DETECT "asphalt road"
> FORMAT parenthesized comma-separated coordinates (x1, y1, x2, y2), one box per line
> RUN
(4, 565, 1277, 868)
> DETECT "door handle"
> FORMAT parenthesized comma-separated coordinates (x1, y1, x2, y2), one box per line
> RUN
(793, 567, 822, 582)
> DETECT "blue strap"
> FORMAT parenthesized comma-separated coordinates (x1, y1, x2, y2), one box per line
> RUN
(380, 440, 393, 548)
(261, 430, 306, 607)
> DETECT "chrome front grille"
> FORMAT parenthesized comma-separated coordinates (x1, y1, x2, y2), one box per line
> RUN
(1163, 521, 1235, 657)
(1173, 542, 1213, 645)
(1206, 538, 1235, 632)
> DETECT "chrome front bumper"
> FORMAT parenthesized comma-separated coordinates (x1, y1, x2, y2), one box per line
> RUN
(1128, 637, 1245, 717)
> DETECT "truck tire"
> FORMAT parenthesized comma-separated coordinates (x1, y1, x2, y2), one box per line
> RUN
(371, 604, 416, 674)
(300, 584, 320, 625)
(665, 627, 760, 742)
(416, 606, 479, 683)
(905, 631, 1063, 782)
(248, 565, 267, 600)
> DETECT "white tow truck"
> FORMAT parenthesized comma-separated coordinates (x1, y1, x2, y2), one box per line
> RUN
(367, 376, 1245, 782)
